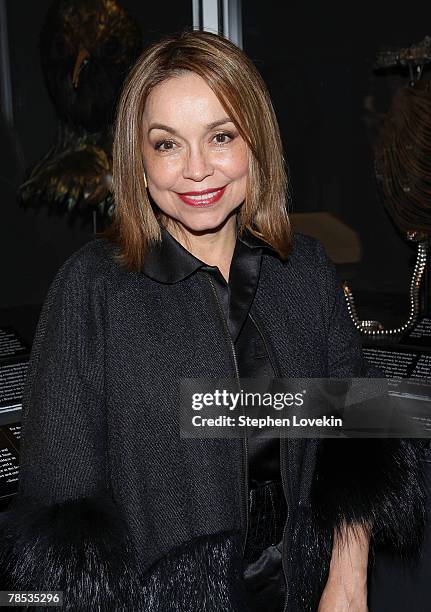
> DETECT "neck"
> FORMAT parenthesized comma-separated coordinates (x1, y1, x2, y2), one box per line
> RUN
(166, 214, 237, 282)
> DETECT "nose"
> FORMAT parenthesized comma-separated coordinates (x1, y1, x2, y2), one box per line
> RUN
(182, 146, 214, 182)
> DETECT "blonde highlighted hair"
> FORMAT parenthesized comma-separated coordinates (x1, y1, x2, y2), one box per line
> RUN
(101, 29, 292, 270)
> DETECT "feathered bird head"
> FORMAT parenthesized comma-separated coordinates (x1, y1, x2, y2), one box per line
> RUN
(40, 0, 142, 133)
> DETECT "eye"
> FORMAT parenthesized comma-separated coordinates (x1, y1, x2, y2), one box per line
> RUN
(212, 132, 234, 145)
(154, 140, 177, 152)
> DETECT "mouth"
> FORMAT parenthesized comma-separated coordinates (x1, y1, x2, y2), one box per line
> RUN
(177, 186, 226, 207)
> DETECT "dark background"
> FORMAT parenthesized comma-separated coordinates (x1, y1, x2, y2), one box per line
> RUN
(242, 1, 431, 299)
(1, 0, 430, 316)
(0, 0, 192, 311)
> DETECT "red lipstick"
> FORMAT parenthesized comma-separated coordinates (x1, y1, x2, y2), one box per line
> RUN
(177, 186, 226, 207)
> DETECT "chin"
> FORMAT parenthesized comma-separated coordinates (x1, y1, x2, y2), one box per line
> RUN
(179, 208, 238, 234)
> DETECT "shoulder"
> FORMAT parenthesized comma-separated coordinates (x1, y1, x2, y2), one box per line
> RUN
(58, 237, 115, 277)
(259, 232, 340, 319)
(41, 238, 121, 314)
(51, 237, 120, 290)
(263, 231, 333, 280)
(288, 232, 329, 267)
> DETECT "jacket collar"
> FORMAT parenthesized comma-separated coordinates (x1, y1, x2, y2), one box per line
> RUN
(142, 222, 278, 284)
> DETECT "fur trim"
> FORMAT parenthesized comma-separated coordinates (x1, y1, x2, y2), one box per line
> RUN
(311, 439, 427, 558)
(287, 505, 333, 612)
(140, 531, 250, 612)
(285, 440, 428, 611)
(0, 496, 146, 611)
(0, 496, 249, 612)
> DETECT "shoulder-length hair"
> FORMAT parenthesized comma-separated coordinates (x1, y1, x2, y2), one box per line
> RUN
(101, 29, 292, 271)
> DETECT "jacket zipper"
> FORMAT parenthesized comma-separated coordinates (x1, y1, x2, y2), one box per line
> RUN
(249, 311, 290, 612)
(203, 273, 249, 557)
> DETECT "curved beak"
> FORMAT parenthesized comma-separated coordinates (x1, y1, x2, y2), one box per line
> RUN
(72, 47, 90, 88)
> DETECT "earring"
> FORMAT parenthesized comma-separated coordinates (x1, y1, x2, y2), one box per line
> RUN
(143, 171, 148, 189)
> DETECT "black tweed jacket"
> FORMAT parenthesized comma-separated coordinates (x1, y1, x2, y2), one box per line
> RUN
(0, 233, 426, 612)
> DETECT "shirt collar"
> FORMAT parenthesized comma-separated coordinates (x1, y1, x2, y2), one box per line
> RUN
(142, 223, 278, 284)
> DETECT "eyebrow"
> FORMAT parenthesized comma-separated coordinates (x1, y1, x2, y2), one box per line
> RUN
(147, 117, 233, 136)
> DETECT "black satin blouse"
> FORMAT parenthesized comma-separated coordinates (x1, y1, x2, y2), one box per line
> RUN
(142, 224, 287, 611)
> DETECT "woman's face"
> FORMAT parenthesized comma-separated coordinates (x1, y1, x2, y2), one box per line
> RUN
(141, 72, 249, 234)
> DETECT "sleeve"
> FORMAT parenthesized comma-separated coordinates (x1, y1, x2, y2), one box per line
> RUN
(0, 248, 252, 612)
(310, 240, 427, 559)
(0, 249, 146, 611)
(17, 250, 107, 504)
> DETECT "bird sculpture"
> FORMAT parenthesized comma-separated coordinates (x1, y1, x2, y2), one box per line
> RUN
(19, 0, 142, 225)
(343, 37, 431, 336)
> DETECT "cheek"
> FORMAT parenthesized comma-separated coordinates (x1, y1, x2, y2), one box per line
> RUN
(217, 146, 249, 180)
(145, 157, 181, 189)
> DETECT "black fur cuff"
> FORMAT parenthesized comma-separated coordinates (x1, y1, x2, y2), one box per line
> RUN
(0, 496, 249, 611)
(0, 496, 146, 611)
(140, 530, 249, 612)
(311, 438, 427, 559)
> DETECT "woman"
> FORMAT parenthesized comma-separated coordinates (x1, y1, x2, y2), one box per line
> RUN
(0, 30, 426, 612)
